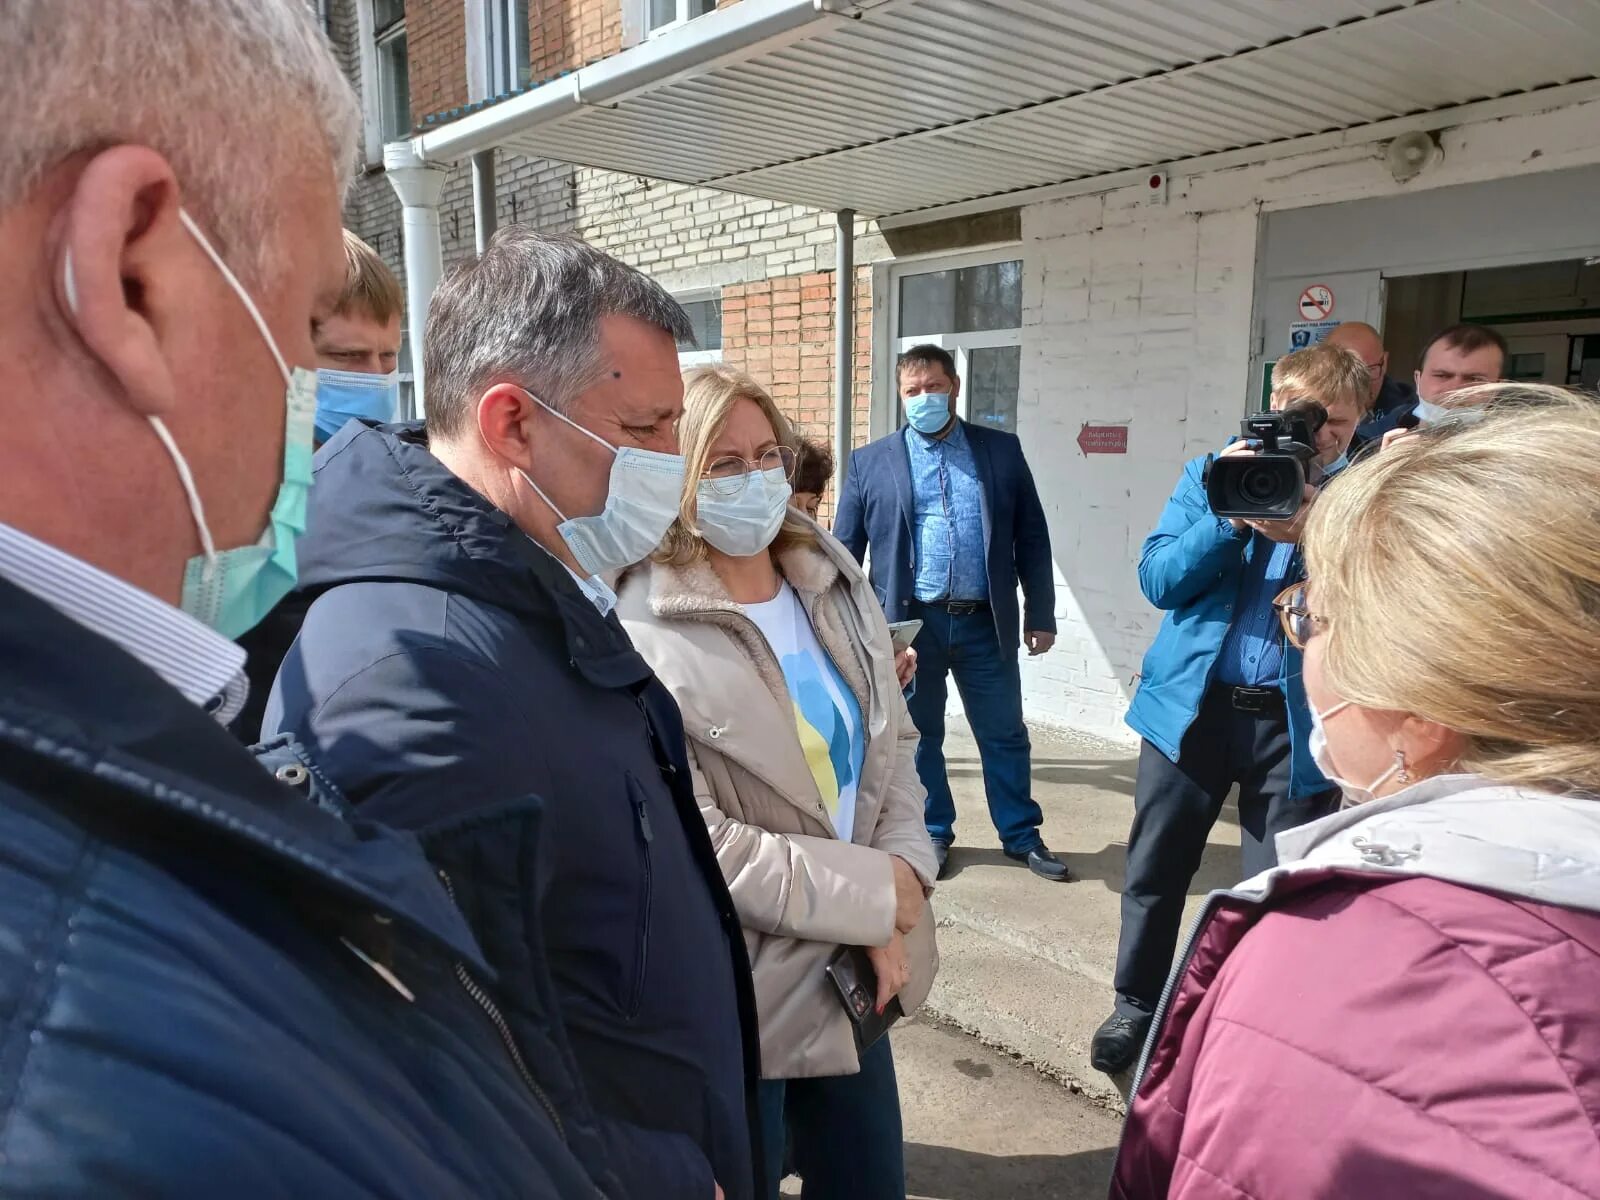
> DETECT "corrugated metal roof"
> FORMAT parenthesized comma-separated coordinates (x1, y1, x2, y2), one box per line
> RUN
(437, 0, 1600, 220)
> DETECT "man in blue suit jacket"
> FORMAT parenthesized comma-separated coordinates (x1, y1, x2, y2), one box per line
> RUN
(835, 345, 1065, 883)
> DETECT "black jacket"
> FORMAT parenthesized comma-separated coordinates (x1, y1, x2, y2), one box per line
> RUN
(261, 420, 762, 1200)
(0, 577, 609, 1197)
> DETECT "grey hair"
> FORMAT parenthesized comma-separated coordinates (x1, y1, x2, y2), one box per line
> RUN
(0, 0, 359, 284)
(424, 228, 695, 440)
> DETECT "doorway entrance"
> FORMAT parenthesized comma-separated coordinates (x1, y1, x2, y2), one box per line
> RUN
(1385, 258, 1600, 388)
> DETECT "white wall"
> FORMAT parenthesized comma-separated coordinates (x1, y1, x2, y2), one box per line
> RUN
(1013, 91, 1600, 744)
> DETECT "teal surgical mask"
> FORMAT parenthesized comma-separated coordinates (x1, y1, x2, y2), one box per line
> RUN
(65, 210, 316, 639)
(696, 468, 792, 558)
(512, 389, 686, 576)
(905, 393, 953, 436)
(315, 367, 399, 443)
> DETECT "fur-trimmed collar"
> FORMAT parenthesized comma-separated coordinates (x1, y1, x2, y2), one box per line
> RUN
(624, 541, 868, 715)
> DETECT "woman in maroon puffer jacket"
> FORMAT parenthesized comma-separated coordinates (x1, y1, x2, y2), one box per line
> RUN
(1112, 384, 1600, 1200)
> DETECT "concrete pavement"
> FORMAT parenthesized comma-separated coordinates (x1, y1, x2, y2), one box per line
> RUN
(921, 718, 1244, 1107)
(779, 1015, 1123, 1200)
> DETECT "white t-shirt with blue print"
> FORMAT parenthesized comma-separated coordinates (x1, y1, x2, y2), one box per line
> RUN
(743, 582, 865, 844)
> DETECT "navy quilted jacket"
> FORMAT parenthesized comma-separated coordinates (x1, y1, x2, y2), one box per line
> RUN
(0, 578, 611, 1198)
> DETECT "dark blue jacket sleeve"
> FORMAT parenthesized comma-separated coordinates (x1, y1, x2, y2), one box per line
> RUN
(1138, 458, 1252, 611)
(832, 449, 869, 562)
(1010, 446, 1056, 634)
(266, 647, 719, 1200)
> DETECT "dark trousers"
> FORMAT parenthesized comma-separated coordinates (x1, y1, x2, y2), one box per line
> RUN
(1113, 685, 1330, 1017)
(756, 1036, 905, 1200)
(907, 603, 1043, 855)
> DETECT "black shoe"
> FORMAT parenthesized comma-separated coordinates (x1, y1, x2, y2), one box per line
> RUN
(934, 842, 952, 880)
(1004, 844, 1070, 882)
(1091, 1010, 1151, 1075)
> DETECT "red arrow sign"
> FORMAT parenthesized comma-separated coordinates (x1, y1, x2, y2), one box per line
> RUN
(1077, 424, 1129, 455)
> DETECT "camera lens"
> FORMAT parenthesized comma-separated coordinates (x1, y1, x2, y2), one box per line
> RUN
(1239, 464, 1285, 505)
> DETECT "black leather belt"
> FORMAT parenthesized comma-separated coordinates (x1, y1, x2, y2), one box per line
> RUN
(923, 600, 990, 616)
(1223, 685, 1283, 714)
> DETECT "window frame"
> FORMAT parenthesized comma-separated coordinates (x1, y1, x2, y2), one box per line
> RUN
(646, 0, 716, 39)
(357, 0, 411, 164)
(484, 0, 531, 97)
(881, 244, 1026, 436)
(675, 290, 725, 369)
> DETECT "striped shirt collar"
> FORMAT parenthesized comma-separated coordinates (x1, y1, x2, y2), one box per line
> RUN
(0, 523, 247, 724)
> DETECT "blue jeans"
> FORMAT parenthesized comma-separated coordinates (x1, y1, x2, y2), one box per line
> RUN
(907, 603, 1042, 855)
(756, 1036, 905, 1200)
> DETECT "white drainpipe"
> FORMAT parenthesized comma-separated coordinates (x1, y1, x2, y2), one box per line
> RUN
(383, 140, 450, 417)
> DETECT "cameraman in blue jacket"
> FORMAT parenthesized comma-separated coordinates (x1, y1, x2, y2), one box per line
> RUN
(1091, 344, 1370, 1076)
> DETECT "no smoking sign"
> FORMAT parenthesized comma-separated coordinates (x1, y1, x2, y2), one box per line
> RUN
(1298, 284, 1335, 320)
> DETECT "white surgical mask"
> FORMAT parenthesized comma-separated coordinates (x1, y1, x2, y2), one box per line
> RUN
(1412, 396, 1449, 425)
(1309, 699, 1405, 809)
(696, 468, 792, 558)
(512, 390, 685, 576)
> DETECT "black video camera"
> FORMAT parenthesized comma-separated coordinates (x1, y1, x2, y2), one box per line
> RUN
(1204, 402, 1326, 521)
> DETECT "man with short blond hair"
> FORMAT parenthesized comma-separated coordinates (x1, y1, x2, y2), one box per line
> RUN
(312, 229, 403, 444)
(1092, 343, 1366, 1076)
(0, 1, 601, 1195)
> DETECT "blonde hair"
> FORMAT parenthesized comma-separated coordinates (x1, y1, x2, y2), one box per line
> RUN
(335, 229, 403, 324)
(1304, 384, 1600, 795)
(655, 365, 816, 566)
(1271, 343, 1371, 418)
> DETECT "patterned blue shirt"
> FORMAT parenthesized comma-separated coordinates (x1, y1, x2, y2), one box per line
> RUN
(905, 422, 988, 602)
(1214, 536, 1297, 688)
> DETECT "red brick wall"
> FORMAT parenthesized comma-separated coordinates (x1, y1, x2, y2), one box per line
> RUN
(408, 0, 468, 122)
(530, 0, 622, 82)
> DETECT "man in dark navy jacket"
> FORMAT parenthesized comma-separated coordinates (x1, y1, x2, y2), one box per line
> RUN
(834, 345, 1063, 882)
(0, 3, 605, 1195)
(264, 230, 760, 1200)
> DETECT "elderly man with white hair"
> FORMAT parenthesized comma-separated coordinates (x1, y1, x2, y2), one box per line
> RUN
(0, 2, 614, 1195)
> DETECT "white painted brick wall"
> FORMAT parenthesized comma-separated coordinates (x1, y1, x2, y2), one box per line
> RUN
(1015, 93, 1600, 746)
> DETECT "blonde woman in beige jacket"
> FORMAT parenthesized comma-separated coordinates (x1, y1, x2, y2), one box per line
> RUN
(618, 366, 938, 1200)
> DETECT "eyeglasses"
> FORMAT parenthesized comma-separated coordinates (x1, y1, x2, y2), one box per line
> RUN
(703, 445, 797, 496)
(1273, 583, 1329, 650)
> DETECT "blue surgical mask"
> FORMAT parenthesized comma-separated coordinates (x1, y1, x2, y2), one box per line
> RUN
(67, 210, 315, 639)
(1321, 451, 1349, 478)
(512, 390, 686, 576)
(905, 393, 954, 436)
(315, 367, 399, 443)
(695, 467, 792, 558)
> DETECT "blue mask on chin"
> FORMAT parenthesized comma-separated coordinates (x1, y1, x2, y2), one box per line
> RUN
(905, 393, 953, 436)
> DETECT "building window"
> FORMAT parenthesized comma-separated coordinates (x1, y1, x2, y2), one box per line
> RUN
(485, 0, 531, 95)
(648, 0, 717, 37)
(677, 293, 723, 368)
(890, 252, 1024, 435)
(374, 0, 410, 140)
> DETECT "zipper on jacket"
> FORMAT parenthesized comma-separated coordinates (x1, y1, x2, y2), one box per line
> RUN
(635, 693, 677, 780)
(1112, 891, 1227, 1168)
(436, 868, 566, 1142)
(626, 783, 655, 1020)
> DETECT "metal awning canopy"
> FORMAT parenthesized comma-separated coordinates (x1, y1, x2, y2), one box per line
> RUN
(410, 0, 1600, 226)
